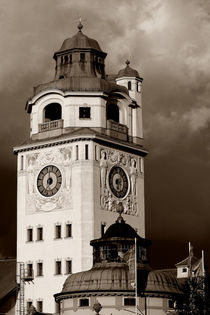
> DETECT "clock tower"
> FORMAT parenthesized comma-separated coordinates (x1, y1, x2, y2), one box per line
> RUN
(14, 23, 147, 314)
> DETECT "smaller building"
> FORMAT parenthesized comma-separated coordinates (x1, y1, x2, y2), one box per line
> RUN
(0, 259, 17, 315)
(55, 209, 183, 315)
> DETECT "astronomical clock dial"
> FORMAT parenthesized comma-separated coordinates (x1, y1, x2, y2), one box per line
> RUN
(108, 166, 129, 199)
(37, 165, 62, 197)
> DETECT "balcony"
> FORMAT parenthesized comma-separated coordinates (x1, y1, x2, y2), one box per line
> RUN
(106, 120, 128, 141)
(39, 119, 63, 133)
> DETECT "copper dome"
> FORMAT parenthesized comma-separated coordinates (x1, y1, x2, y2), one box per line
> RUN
(56, 264, 181, 299)
(117, 60, 140, 78)
(55, 30, 103, 55)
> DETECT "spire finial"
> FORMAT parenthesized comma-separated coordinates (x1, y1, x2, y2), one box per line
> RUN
(125, 59, 130, 66)
(116, 202, 125, 223)
(77, 17, 85, 32)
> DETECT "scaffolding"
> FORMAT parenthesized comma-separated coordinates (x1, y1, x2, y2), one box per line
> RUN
(16, 262, 34, 315)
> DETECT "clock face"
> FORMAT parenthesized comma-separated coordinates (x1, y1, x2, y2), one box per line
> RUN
(108, 166, 129, 198)
(37, 165, 62, 197)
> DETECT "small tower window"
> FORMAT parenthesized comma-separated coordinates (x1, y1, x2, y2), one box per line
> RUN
(79, 107, 91, 119)
(76, 145, 79, 160)
(55, 261, 62, 275)
(44, 103, 61, 122)
(37, 301, 43, 313)
(69, 54, 72, 64)
(128, 81, 132, 90)
(37, 262, 43, 276)
(79, 299, 89, 307)
(59, 75, 64, 79)
(61, 56, 63, 64)
(80, 53, 85, 62)
(107, 103, 119, 123)
(55, 225, 61, 239)
(27, 301, 33, 312)
(64, 55, 68, 63)
(66, 260, 72, 274)
(124, 298, 136, 306)
(37, 227, 43, 241)
(27, 228, 33, 242)
(26, 263, 33, 278)
(65, 224, 72, 238)
(85, 144, 89, 160)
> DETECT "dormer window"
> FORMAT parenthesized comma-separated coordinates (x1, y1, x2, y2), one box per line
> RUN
(128, 81, 132, 90)
(44, 103, 62, 122)
(107, 103, 119, 123)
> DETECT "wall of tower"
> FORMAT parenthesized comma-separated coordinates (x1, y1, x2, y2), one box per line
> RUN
(16, 134, 145, 312)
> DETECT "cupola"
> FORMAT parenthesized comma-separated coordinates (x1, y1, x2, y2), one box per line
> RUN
(91, 203, 151, 265)
(53, 22, 107, 80)
(117, 60, 141, 79)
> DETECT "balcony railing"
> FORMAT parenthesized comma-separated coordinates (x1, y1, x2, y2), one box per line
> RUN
(39, 119, 63, 133)
(107, 120, 128, 134)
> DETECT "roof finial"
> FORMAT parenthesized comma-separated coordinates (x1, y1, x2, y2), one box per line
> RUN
(116, 202, 125, 223)
(125, 59, 130, 66)
(77, 17, 84, 32)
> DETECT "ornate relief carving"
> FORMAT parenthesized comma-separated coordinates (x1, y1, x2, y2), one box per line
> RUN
(100, 149, 139, 216)
(26, 147, 72, 213)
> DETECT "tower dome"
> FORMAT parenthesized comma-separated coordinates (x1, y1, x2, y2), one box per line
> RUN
(117, 60, 140, 78)
(54, 23, 103, 55)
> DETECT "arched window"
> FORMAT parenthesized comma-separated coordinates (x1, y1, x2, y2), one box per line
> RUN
(128, 81, 132, 90)
(44, 103, 62, 122)
(107, 103, 119, 123)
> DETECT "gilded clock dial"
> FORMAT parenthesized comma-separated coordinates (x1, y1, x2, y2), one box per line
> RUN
(108, 166, 129, 198)
(37, 165, 62, 197)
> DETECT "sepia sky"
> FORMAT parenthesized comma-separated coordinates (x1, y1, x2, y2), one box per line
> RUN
(1, 0, 210, 268)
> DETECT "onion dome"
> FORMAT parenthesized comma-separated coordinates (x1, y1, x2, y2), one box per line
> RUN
(117, 60, 140, 78)
(55, 22, 103, 54)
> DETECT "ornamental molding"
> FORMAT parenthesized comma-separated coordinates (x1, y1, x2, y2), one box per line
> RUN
(25, 147, 72, 213)
(100, 148, 139, 216)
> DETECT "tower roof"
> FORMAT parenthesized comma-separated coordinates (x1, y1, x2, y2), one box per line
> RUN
(54, 23, 105, 58)
(117, 60, 141, 78)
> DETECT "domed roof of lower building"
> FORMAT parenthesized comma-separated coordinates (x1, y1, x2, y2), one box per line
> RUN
(61, 262, 132, 293)
(145, 269, 182, 296)
(55, 264, 182, 300)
